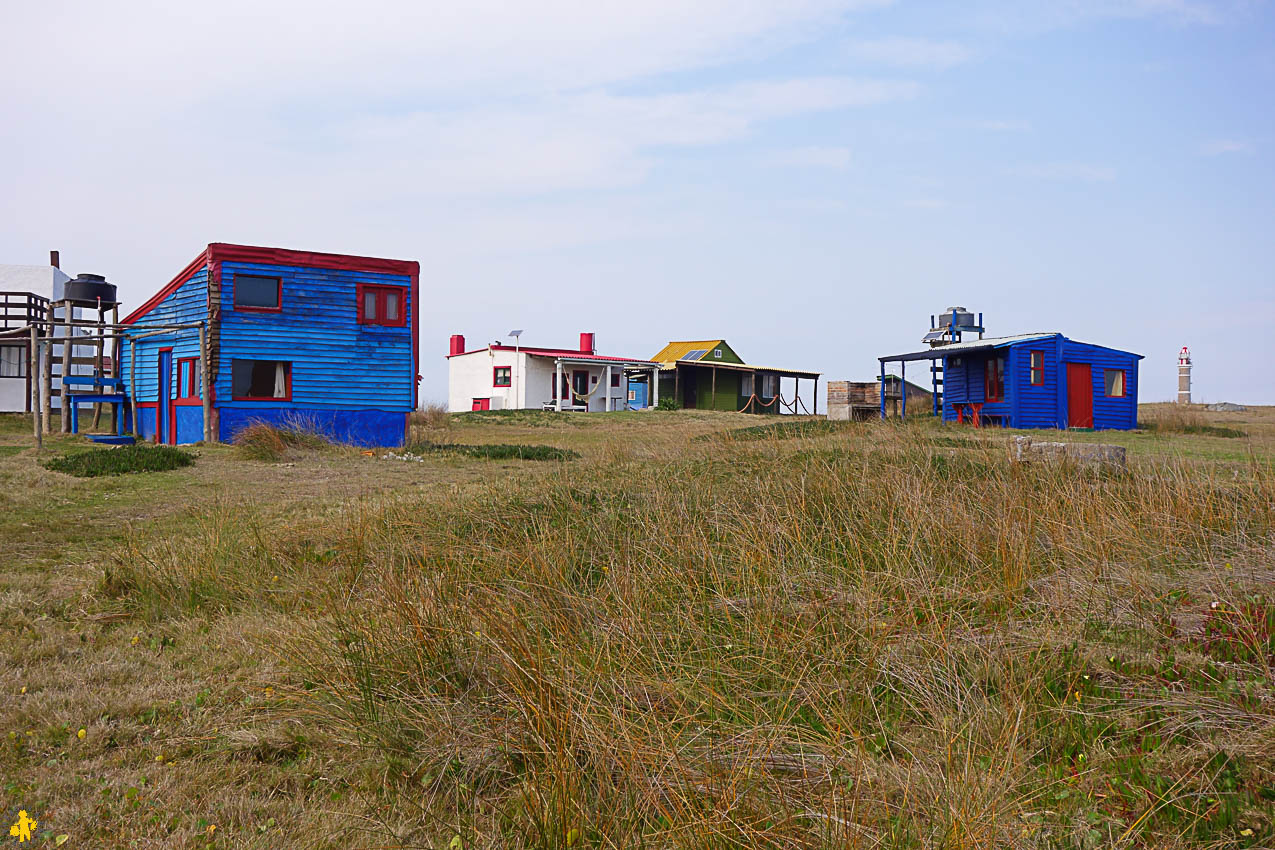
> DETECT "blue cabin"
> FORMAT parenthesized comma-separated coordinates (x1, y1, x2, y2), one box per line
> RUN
(879, 333, 1143, 430)
(122, 243, 419, 447)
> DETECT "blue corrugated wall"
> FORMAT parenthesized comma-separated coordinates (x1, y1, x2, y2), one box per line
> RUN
(1010, 336, 1061, 429)
(215, 261, 413, 446)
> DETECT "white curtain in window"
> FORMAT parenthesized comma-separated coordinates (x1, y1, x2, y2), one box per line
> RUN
(0, 345, 22, 378)
(274, 362, 287, 398)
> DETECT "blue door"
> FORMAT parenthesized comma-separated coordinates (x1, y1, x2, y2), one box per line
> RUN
(627, 378, 649, 410)
(156, 349, 172, 444)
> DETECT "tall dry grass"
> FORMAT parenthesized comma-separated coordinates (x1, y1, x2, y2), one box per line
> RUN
(120, 426, 1275, 847)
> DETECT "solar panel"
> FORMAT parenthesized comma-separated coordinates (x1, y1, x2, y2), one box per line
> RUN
(682, 349, 707, 360)
(922, 330, 946, 343)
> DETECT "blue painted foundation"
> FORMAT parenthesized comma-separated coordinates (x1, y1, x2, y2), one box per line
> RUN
(218, 407, 407, 447)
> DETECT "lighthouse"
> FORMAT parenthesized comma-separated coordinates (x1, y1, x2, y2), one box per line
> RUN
(1177, 346, 1192, 404)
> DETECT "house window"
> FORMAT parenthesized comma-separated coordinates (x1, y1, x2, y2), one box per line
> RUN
(493, 366, 512, 387)
(233, 275, 281, 311)
(1104, 369, 1126, 398)
(740, 373, 754, 396)
(357, 284, 406, 327)
(1029, 351, 1045, 386)
(985, 356, 1005, 402)
(232, 359, 290, 400)
(610, 371, 620, 388)
(177, 357, 200, 399)
(627, 389, 636, 401)
(0, 345, 26, 378)
(714, 349, 723, 359)
(760, 373, 778, 398)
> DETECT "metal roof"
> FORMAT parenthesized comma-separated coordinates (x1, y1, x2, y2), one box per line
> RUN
(650, 340, 724, 363)
(879, 333, 1058, 363)
(659, 360, 820, 378)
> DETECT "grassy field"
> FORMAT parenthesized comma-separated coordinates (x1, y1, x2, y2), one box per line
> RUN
(0, 406, 1272, 848)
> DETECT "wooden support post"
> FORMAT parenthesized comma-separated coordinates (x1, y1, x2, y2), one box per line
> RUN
(30, 328, 41, 450)
(674, 366, 679, 407)
(92, 304, 106, 430)
(879, 361, 886, 420)
(129, 336, 139, 438)
(814, 377, 819, 416)
(111, 306, 120, 434)
(711, 366, 717, 411)
(901, 361, 907, 420)
(59, 301, 73, 432)
(199, 323, 212, 442)
(41, 331, 52, 434)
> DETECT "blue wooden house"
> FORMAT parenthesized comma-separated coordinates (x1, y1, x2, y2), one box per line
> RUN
(878, 333, 1143, 430)
(122, 243, 419, 446)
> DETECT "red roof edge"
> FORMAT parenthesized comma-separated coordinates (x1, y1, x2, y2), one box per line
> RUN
(122, 243, 421, 325)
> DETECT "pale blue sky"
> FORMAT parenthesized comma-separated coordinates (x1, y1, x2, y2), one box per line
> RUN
(3, 1, 1271, 404)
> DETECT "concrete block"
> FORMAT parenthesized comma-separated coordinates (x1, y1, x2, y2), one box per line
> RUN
(1009, 435, 1126, 469)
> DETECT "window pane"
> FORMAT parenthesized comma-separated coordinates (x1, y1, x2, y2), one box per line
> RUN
(0, 345, 23, 377)
(1105, 369, 1124, 397)
(233, 359, 289, 398)
(741, 374, 754, 396)
(234, 275, 279, 309)
(363, 291, 378, 320)
(385, 291, 399, 321)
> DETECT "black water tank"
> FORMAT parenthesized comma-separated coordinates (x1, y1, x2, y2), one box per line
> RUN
(63, 273, 119, 307)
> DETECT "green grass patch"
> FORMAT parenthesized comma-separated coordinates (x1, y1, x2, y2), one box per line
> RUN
(42, 445, 195, 478)
(410, 441, 579, 461)
(0, 446, 23, 458)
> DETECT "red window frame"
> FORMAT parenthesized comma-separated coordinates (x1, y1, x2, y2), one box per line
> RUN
(1029, 350, 1045, 386)
(232, 274, 283, 313)
(493, 366, 512, 387)
(176, 357, 200, 399)
(985, 356, 1005, 402)
(1104, 369, 1127, 398)
(231, 359, 292, 402)
(356, 283, 407, 327)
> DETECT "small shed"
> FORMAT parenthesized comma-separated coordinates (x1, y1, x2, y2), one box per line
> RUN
(878, 333, 1143, 430)
(122, 243, 419, 447)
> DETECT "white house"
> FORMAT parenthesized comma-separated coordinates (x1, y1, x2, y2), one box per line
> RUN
(0, 255, 101, 414)
(446, 332, 661, 413)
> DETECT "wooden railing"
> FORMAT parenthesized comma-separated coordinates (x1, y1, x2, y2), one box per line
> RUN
(0, 291, 51, 331)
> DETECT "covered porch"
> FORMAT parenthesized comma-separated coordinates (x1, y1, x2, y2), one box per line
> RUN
(660, 361, 821, 415)
(551, 356, 661, 412)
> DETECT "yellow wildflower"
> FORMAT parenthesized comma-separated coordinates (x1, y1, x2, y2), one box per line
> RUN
(77, 728, 86, 740)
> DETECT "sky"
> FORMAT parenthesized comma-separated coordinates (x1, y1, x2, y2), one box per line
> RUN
(3, 0, 1272, 405)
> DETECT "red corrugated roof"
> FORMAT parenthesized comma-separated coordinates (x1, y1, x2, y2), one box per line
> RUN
(448, 345, 656, 364)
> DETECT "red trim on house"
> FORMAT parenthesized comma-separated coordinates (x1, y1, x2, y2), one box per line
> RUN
(446, 345, 656, 364)
(1105, 369, 1127, 398)
(492, 365, 512, 387)
(232, 273, 283, 313)
(176, 357, 200, 399)
(1029, 350, 1045, 386)
(985, 356, 1005, 403)
(122, 248, 212, 324)
(356, 282, 408, 327)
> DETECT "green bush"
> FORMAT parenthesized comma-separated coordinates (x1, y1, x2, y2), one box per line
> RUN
(43, 445, 195, 478)
(656, 396, 680, 411)
(409, 442, 578, 461)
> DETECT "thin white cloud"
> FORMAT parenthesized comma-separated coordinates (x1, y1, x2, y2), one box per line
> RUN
(1011, 162, 1117, 182)
(766, 146, 853, 169)
(846, 37, 973, 68)
(1201, 139, 1255, 156)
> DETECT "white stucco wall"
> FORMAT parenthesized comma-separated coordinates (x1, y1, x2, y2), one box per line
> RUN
(447, 348, 637, 412)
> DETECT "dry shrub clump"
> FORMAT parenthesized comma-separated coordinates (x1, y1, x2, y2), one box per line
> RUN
(247, 434, 1275, 848)
(233, 421, 332, 461)
(1141, 404, 1247, 438)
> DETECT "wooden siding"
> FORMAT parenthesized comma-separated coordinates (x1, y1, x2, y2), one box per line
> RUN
(215, 261, 414, 413)
(120, 267, 208, 407)
(1061, 339, 1139, 430)
(1009, 336, 1061, 429)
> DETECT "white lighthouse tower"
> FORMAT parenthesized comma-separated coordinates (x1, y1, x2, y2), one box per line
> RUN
(1177, 346, 1192, 404)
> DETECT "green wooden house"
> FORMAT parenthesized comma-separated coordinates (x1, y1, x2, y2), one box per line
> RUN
(651, 339, 820, 414)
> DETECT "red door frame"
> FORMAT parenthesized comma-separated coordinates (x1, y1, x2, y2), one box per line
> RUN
(157, 347, 175, 445)
(1066, 363, 1093, 428)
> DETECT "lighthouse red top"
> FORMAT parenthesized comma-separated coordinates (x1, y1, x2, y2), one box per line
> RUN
(1179, 346, 1191, 364)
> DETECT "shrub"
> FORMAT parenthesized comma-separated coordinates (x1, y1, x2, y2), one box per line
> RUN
(408, 441, 579, 461)
(656, 396, 680, 411)
(233, 422, 331, 461)
(417, 401, 450, 429)
(1140, 404, 1247, 437)
(43, 445, 195, 478)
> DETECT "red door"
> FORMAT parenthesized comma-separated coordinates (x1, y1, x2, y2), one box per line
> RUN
(1066, 363, 1093, 428)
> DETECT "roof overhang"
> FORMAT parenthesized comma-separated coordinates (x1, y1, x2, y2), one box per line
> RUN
(553, 356, 660, 368)
(879, 333, 1059, 364)
(660, 360, 820, 379)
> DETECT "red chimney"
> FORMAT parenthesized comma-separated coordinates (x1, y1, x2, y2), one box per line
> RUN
(579, 332, 595, 354)
(449, 334, 466, 356)
(50, 250, 60, 269)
